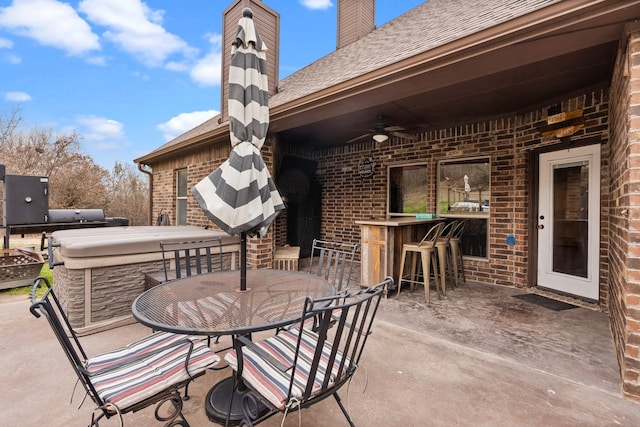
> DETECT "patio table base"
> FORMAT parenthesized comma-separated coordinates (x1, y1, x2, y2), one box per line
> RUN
(205, 377, 267, 425)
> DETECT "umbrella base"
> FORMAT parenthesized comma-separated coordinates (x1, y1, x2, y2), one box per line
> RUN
(205, 376, 267, 425)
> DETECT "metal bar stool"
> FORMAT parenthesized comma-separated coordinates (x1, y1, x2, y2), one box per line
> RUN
(396, 221, 444, 304)
(435, 220, 458, 296)
(448, 219, 467, 287)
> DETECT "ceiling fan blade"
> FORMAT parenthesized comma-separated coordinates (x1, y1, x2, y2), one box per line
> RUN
(347, 132, 373, 143)
(390, 131, 417, 140)
(383, 125, 405, 132)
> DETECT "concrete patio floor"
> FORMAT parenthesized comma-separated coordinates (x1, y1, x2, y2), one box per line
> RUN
(2, 280, 640, 426)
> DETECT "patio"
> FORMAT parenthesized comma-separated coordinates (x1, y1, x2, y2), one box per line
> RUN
(2, 278, 639, 426)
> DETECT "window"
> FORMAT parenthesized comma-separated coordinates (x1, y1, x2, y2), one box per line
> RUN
(387, 163, 428, 217)
(176, 169, 187, 225)
(438, 157, 490, 259)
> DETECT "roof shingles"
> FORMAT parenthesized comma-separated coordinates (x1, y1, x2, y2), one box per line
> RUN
(142, 0, 559, 161)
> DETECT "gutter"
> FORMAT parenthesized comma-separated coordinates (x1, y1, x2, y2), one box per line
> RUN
(134, 120, 229, 165)
(137, 162, 153, 226)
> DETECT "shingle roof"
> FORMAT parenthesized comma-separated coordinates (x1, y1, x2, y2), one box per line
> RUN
(142, 0, 559, 160)
(271, 0, 559, 106)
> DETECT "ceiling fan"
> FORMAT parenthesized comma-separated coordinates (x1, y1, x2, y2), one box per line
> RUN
(347, 116, 417, 144)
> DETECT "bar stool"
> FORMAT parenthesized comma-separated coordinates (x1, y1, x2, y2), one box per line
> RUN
(396, 221, 444, 304)
(448, 220, 467, 287)
(435, 220, 458, 296)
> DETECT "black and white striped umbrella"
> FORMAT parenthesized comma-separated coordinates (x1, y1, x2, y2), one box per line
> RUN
(192, 8, 284, 239)
(191, 8, 284, 290)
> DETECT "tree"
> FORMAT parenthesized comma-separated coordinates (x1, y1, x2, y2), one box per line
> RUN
(0, 124, 110, 209)
(1, 108, 149, 223)
(106, 162, 149, 225)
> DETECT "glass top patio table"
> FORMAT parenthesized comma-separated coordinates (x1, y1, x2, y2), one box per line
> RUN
(131, 269, 335, 337)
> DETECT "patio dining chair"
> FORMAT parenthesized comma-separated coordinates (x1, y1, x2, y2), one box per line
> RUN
(29, 276, 220, 427)
(448, 219, 467, 287)
(308, 239, 359, 293)
(160, 237, 224, 283)
(224, 276, 392, 427)
(435, 220, 458, 295)
(397, 221, 445, 304)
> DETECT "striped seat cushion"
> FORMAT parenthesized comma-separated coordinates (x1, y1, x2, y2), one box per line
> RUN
(225, 327, 347, 410)
(87, 331, 199, 373)
(164, 294, 240, 328)
(86, 332, 219, 412)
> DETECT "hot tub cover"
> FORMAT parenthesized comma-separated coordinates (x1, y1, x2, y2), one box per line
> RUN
(51, 226, 240, 258)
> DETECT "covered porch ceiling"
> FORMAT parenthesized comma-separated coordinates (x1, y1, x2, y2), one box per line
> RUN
(271, 2, 639, 149)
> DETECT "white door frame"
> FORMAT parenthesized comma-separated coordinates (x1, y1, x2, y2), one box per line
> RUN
(537, 144, 600, 300)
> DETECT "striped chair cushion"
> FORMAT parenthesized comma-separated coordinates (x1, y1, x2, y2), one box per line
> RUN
(164, 294, 240, 328)
(87, 332, 198, 372)
(225, 327, 347, 410)
(87, 333, 220, 412)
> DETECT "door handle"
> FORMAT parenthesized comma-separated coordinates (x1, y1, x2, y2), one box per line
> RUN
(537, 224, 544, 230)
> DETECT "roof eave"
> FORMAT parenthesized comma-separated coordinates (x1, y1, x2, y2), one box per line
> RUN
(270, 0, 632, 127)
(134, 123, 230, 165)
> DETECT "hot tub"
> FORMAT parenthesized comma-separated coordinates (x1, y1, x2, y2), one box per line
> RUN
(49, 226, 241, 334)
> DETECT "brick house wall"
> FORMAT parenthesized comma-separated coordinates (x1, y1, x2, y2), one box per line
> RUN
(280, 89, 610, 300)
(609, 27, 640, 401)
(147, 46, 640, 400)
(151, 139, 278, 270)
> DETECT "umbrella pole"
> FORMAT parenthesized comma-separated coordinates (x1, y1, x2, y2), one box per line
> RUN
(240, 231, 247, 291)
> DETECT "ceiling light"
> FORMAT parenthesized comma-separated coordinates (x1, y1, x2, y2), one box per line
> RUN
(372, 133, 389, 143)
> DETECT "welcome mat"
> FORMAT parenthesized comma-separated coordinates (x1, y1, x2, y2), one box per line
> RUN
(512, 293, 578, 311)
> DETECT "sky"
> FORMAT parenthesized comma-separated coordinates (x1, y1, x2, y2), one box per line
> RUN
(0, 0, 425, 170)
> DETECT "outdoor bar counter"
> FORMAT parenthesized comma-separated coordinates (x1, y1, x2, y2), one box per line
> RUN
(356, 217, 441, 290)
(49, 226, 240, 334)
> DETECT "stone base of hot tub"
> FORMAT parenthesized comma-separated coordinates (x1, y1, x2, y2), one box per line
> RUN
(50, 226, 241, 334)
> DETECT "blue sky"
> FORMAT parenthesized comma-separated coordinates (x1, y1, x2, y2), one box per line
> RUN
(0, 0, 424, 170)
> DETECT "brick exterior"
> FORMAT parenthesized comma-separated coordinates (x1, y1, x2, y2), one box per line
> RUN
(279, 90, 609, 296)
(146, 33, 640, 402)
(609, 28, 640, 402)
(151, 138, 277, 270)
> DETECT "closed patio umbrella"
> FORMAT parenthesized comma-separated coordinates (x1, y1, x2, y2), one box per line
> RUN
(192, 7, 284, 291)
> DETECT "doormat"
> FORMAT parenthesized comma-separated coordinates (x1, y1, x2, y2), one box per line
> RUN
(512, 294, 578, 311)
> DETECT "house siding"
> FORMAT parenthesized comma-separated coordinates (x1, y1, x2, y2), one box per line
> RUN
(145, 36, 640, 401)
(151, 139, 277, 270)
(609, 28, 640, 402)
(285, 89, 609, 299)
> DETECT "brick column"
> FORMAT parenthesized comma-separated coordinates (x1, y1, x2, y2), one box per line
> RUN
(609, 26, 640, 401)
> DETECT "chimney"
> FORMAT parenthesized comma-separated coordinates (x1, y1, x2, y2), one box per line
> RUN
(337, 0, 375, 49)
(221, 0, 280, 123)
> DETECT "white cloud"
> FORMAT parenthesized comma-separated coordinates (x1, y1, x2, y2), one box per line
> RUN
(86, 56, 106, 66)
(79, 0, 196, 67)
(5, 91, 31, 102)
(300, 0, 334, 10)
(2, 52, 21, 64)
(0, 37, 13, 48)
(76, 115, 125, 146)
(158, 110, 217, 141)
(0, 0, 100, 56)
(188, 33, 222, 87)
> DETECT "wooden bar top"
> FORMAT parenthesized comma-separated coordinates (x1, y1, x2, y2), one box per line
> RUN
(355, 217, 441, 227)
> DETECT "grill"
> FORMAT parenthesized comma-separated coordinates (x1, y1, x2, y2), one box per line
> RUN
(2, 170, 128, 249)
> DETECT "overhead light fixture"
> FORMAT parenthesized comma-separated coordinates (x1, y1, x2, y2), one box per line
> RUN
(372, 133, 389, 143)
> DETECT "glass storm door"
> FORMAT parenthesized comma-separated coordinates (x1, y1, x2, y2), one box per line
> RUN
(537, 145, 600, 300)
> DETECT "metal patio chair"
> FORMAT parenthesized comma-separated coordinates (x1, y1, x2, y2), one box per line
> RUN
(435, 220, 459, 295)
(448, 219, 467, 287)
(29, 276, 220, 427)
(160, 237, 224, 283)
(224, 276, 393, 426)
(308, 239, 359, 293)
(397, 221, 445, 304)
